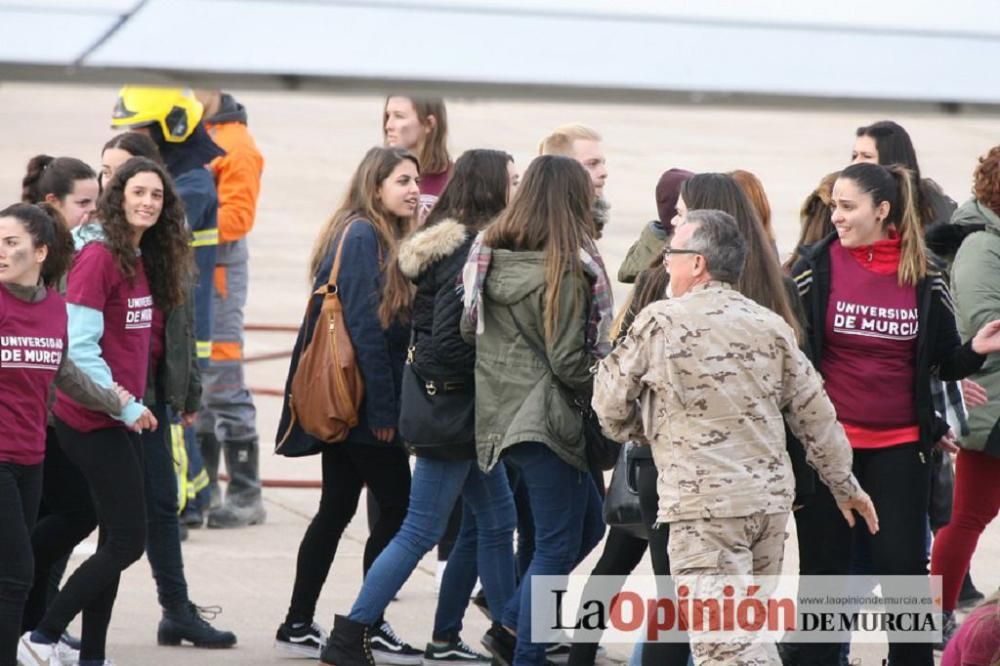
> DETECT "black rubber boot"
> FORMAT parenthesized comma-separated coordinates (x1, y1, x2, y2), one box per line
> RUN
(180, 504, 205, 528)
(320, 615, 374, 666)
(157, 602, 238, 648)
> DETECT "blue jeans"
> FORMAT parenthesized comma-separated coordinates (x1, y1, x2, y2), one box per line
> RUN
(348, 456, 516, 637)
(433, 503, 479, 639)
(506, 464, 535, 579)
(500, 442, 605, 666)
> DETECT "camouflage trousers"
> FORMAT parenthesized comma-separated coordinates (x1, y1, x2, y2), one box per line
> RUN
(667, 510, 789, 666)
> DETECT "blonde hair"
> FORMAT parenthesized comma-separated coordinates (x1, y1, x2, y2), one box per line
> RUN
(538, 124, 602, 156)
(785, 171, 839, 272)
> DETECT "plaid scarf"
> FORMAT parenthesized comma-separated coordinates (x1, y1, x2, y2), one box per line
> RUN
(461, 231, 614, 358)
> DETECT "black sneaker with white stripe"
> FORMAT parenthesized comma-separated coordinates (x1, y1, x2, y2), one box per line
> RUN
(545, 642, 606, 663)
(274, 620, 327, 658)
(423, 637, 491, 664)
(371, 621, 423, 665)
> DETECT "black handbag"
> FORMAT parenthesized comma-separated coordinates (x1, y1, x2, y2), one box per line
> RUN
(397, 332, 475, 458)
(603, 442, 647, 539)
(581, 410, 621, 471)
(928, 447, 955, 530)
(507, 308, 622, 471)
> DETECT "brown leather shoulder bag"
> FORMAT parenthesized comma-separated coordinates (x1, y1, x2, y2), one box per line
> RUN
(287, 221, 365, 443)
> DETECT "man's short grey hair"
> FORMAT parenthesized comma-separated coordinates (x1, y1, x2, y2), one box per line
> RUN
(683, 209, 746, 284)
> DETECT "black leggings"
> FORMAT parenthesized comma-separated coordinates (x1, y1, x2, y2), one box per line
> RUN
(636, 459, 691, 666)
(286, 441, 411, 626)
(566, 459, 690, 666)
(785, 442, 932, 666)
(0, 461, 43, 666)
(22, 428, 97, 632)
(37, 420, 146, 662)
(565, 527, 647, 666)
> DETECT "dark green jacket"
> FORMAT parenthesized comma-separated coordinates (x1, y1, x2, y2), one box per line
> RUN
(462, 250, 594, 472)
(951, 199, 1000, 458)
(618, 222, 667, 284)
(143, 292, 201, 414)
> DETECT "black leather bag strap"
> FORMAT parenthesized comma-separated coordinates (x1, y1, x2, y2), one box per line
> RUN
(406, 327, 470, 394)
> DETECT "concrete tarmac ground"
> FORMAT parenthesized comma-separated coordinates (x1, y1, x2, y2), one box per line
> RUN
(1, 82, 999, 665)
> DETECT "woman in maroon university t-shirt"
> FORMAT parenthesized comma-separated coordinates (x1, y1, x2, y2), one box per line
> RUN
(0, 203, 129, 666)
(789, 162, 1000, 666)
(18, 157, 193, 666)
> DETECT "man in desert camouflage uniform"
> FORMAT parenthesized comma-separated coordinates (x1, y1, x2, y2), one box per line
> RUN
(593, 210, 878, 666)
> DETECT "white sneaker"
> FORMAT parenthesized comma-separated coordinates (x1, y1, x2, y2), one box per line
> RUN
(370, 621, 423, 665)
(274, 620, 328, 659)
(55, 638, 79, 665)
(17, 632, 60, 665)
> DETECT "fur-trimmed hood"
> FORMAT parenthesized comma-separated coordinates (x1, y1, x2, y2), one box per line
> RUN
(398, 218, 470, 279)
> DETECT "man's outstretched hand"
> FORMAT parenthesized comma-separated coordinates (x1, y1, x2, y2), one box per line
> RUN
(838, 491, 879, 534)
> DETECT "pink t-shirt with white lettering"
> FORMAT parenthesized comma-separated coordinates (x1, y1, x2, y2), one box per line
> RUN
(941, 603, 1000, 666)
(0, 286, 67, 465)
(53, 242, 153, 432)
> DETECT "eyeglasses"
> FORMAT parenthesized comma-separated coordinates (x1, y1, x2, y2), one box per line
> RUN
(662, 248, 701, 261)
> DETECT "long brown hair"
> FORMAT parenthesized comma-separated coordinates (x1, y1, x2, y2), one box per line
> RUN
(483, 155, 595, 342)
(729, 169, 775, 244)
(838, 162, 927, 287)
(785, 171, 839, 272)
(383, 97, 450, 175)
(423, 149, 512, 231)
(681, 173, 802, 342)
(96, 157, 192, 310)
(309, 146, 418, 327)
(611, 264, 669, 342)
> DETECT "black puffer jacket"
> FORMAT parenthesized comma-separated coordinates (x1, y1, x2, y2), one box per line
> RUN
(399, 218, 476, 376)
(398, 218, 476, 458)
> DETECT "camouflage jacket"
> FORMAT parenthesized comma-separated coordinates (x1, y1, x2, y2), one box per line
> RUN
(592, 281, 862, 522)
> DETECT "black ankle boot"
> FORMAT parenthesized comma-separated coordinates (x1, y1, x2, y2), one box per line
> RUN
(158, 602, 237, 648)
(320, 615, 373, 666)
(957, 572, 985, 609)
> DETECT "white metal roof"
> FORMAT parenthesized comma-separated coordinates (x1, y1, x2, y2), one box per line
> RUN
(1, 0, 998, 108)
